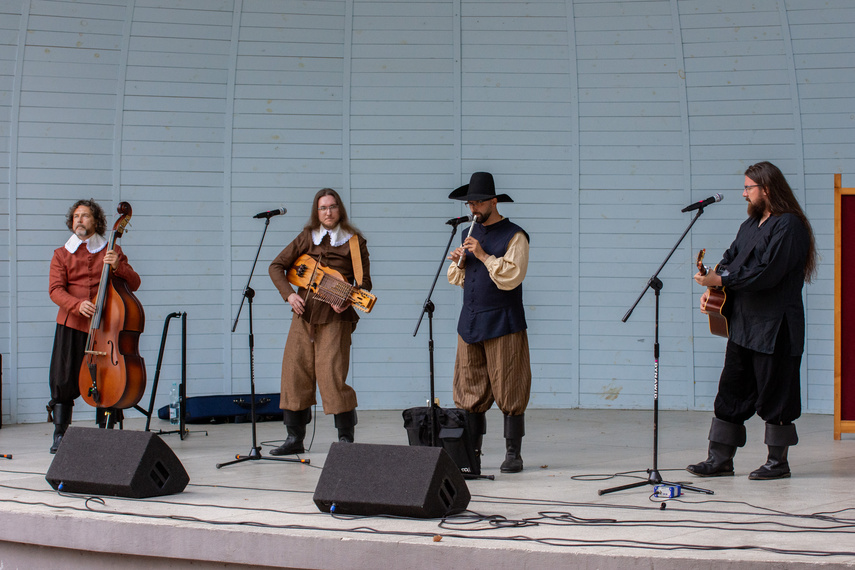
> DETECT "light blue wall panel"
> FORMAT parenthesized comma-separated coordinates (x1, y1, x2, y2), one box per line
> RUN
(1, 0, 852, 424)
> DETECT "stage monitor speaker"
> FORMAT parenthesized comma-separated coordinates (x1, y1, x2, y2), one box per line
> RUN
(313, 442, 470, 518)
(46, 426, 189, 498)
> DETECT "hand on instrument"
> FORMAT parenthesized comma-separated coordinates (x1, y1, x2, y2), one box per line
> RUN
(331, 300, 352, 314)
(462, 236, 486, 262)
(78, 299, 97, 318)
(699, 289, 710, 315)
(694, 270, 722, 288)
(287, 292, 305, 315)
(448, 246, 466, 264)
(103, 249, 119, 270)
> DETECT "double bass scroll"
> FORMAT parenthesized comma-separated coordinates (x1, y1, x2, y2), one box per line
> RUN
(78, 202, 146, 410)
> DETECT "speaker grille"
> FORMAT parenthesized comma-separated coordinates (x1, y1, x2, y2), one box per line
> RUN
(313, 442, 470, 518)
(46, 427, 189, 498)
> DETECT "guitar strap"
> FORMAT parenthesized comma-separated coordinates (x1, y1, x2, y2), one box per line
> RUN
(348, 235, 364, 287)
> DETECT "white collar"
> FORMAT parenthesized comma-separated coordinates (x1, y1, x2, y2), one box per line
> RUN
(312, 225, 352, 247)
(65, 233, 108, 254)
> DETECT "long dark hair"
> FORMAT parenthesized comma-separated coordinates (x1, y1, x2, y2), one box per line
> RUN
(65, 198, 107, 237)
(745, 161, 817, 283)
(304, 188, 363, 238)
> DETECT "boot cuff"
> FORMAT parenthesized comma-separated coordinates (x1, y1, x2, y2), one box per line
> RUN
(503, 413, 525, 439)
(466, 411, 487, 435)
(765, 423, 798, 446)
(283, 407, 312, 426)
(334, 409, 358, 428)
(709, 417, 746, 447)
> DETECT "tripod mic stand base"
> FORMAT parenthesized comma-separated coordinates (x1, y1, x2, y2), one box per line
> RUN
(216, 446, 309, 469)
(598, 468, 712, 496)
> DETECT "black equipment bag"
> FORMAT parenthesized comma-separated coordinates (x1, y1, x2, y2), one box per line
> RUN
(402, 406, 478, 476)
(158, 393, 283, 424)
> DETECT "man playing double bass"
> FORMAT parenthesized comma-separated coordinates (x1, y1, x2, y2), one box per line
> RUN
(47, 199, 141, 453)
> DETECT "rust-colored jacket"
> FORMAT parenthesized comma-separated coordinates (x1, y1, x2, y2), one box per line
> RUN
(49, 241, 141, 333)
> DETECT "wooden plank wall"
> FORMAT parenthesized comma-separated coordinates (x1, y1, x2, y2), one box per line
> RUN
(0, 0, 852, 423)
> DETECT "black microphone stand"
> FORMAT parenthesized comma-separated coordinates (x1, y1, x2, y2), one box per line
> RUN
(414, 223, 463, 446)
(218, 217, 307, 468)
(414, 221, 494, 481)
(599, 206, 712, 496)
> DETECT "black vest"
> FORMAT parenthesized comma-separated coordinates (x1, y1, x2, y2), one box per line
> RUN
(458, 218, 528, 344)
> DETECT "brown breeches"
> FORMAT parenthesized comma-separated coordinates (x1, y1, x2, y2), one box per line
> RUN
(280, 314, 357, 415)
(452, 329, 532, 416)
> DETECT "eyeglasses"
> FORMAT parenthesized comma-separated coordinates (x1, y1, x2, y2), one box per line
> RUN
(465, 200, 486, 207)
(317, 204, 339, 212)
(744, 185, 760, 191)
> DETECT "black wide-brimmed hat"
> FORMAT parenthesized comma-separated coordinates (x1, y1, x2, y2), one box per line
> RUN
(448, 171, 513, 203)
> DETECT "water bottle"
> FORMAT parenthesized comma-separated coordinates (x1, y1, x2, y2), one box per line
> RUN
(169, 382, 180, 425)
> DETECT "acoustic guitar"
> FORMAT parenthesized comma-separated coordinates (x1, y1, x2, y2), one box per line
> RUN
(288, 254, 376, 313)
(696, 249, 729, 338)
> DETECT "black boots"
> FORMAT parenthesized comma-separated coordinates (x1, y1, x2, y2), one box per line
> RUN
(686, 417, 746, 477)
(49, 402, 72, 454)
(270, 408, 311, 456)
(749, 423, 797, 480)
(500, 413, 525, 473)
(465, 411, 486, 476)
(688, 419, 798, 479)
(334, 409, 357, 443)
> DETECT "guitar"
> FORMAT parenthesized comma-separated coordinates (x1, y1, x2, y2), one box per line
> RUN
(287, 254, 376, 313)
(696, 249, 729, 338)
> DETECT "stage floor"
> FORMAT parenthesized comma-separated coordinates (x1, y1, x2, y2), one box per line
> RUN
(1, 409, 854, 569)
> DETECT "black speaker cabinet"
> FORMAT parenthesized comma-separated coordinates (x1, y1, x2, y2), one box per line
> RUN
(313, 442, 470, 518)
(46, 427, 189, 498)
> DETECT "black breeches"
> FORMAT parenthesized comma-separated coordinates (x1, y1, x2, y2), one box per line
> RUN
(713, 318, 802, 425)
(49, 324, 87, 406)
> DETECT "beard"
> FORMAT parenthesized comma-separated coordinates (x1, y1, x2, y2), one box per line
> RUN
(747, 199, 766, 220)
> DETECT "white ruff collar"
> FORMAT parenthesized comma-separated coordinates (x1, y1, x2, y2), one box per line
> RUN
(65, 233, 108, 254)
(312, 225, 352, 247)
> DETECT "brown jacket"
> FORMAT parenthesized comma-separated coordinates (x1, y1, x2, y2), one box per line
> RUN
(49, 242, 141, 333)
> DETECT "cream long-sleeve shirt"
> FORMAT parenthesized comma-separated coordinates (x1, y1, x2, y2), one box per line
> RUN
(448, 231, 529, 290)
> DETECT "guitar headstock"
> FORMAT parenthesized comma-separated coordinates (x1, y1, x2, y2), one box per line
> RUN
(696, 249, 707, 276)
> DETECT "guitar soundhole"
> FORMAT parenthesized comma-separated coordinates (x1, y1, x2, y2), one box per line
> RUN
(296, 264, 307, 277)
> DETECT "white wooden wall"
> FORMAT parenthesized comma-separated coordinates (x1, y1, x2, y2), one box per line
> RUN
(1, 0, 852, 424)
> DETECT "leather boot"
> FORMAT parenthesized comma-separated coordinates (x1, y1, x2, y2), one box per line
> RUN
(334, 409, 357, 443)
(50, 402, 72, 454)
(500, 413, 525, 473)
(749, 423, 797, 480)
(465, 411, 486, 476)
(686, 417, 746, 477)
(269, 408, 311, 456)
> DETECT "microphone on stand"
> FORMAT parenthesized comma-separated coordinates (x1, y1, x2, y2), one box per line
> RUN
(446, 214, 474, 226)
(682, 194, 723, 213)
(253, 207, 287, 219)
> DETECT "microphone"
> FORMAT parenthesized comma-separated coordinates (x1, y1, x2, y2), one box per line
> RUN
(682, 194, 723, 213)
(446, 214, 474, 226)
(253, 207, 287, 219)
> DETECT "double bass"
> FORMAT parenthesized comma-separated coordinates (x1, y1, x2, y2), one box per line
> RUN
(78, 202, 146, 409)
